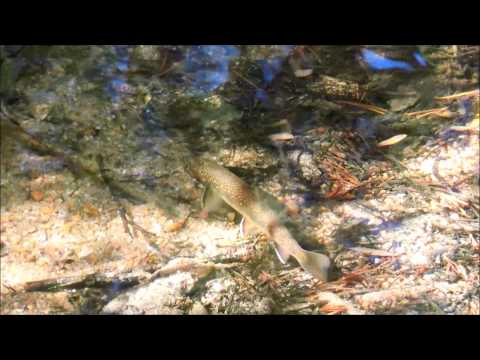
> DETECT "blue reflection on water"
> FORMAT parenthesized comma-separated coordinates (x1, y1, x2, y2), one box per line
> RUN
(361, 49, 415, 72)
(110, 78, 128, 90)
(413, 51, 428, 67)
(259, 57, 285, 84)
(116, 59, 129, 72)
(260, 46, 294, 85)
(103, 46, 132, 103)
(110, 281, 123, 294)
(255, 88, 270, 104)
(255, 45, 294, 105)
(184, 45, 240, 93)
(106, 77, 130, 103)
(354, 117, 377, 139)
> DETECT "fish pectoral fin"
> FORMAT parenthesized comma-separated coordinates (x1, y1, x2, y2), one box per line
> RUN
(239, 217, 261, 238)
(201, 185, 225, 214)
(273, 243, 291, 264)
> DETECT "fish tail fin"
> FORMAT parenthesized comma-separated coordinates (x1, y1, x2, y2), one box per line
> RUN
(297, 250, 330, 282)
(268, 221, 329, 281)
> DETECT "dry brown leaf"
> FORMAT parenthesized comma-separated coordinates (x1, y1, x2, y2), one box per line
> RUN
(341, 272, 368, 286)
(165, 218, 188, 233)
(319, 303, 349, 315)
(83, 202, 100, 218)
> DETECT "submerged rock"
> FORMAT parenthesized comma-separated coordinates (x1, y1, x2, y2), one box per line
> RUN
(102, 272, 196, 315)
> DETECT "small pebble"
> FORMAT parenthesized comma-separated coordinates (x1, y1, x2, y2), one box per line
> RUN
(410, 253, 429, 266)
(31, 191, 44, 202)
(227, 212, 236, 222)
(423, 273, 436, 281)
(189, 302, 209, 315)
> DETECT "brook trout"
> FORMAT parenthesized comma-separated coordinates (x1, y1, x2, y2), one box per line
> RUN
(185, 157, 330, 282)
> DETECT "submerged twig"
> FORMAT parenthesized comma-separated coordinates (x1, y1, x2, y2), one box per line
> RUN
(308, 291, 365, 315)
(354, 285, 435, 311)
(147, 258, 241, 283)
(335, 100, 388, 115)
(348, 247, 400, 257)
(232, 69, 262, 91)
(22, 270, 151, 292)
(406, 107, 452, 119)
(434, 89, 479, 101)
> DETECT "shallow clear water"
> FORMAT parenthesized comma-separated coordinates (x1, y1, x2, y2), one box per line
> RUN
(0, 45, 478, 314)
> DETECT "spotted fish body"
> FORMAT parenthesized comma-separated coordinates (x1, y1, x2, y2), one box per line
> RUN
(185, 157, 330, 282)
